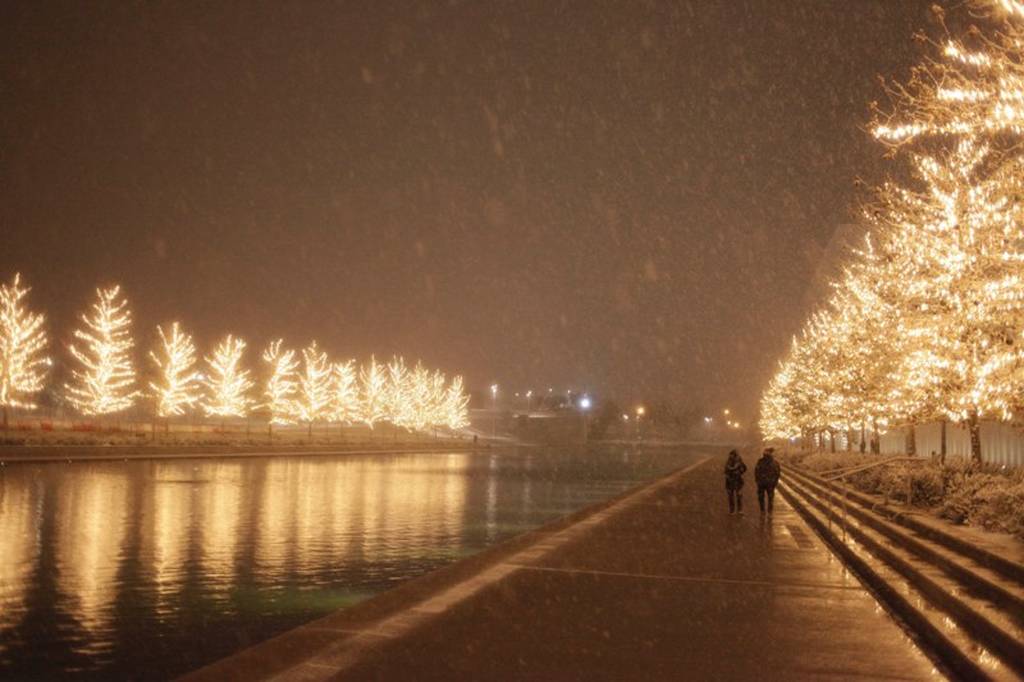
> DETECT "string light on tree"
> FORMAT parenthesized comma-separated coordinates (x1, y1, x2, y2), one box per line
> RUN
(149, 322, 201, 417)
(443, 375, 471, 430)
(385, 356, 412, 429)
(0, 273, 50, 428)
(331, 359, 359, 425)
(202, 334, 254, 419)
(262, 339, 299, 425)
(359, 356, 387, 429)
(295, 340, 332, 436)
(65, 285, 139, 416)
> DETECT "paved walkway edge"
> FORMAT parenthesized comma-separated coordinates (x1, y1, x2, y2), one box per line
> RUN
(179, 455, 713, 682)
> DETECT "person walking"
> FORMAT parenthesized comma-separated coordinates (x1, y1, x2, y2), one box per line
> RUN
(724, 449, 747, 515)
(755, 447, 782, 516)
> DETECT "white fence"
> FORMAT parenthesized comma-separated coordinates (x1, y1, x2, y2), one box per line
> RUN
(842, 421, 1024, 468)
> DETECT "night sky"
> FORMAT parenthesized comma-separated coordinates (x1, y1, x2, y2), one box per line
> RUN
(1, 1, 936, 418)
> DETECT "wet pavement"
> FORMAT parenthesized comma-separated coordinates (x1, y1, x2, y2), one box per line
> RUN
(192, 452, 941, 681)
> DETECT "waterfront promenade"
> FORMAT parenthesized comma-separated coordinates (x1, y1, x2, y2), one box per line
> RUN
(185, 451, 938, 681)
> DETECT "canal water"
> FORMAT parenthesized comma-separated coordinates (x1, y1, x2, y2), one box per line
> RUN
(0, 446, 699, 680)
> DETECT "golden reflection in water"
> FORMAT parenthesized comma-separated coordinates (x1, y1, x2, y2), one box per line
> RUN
(257, 460, 296, 578)
(55, 470, 128, 639)
(0, 479, 40, 629)
(256, 455, 471, 573)
(1, 453, 476, 656)
(147, 464, 193, 608)
(199, 463, 243, 586)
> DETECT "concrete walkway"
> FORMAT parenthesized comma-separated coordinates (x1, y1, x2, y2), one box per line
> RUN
(185, 453, 940, 681)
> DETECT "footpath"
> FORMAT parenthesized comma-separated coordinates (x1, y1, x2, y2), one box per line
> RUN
(183, 453, 938, 681)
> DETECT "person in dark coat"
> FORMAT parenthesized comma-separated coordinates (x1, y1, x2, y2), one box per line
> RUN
(755, 447, 782, 516)
(724, 449, 747, 515)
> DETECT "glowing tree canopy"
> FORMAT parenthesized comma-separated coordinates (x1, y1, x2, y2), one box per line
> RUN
(203, 335, 254, 418)
(332, 359, 359, 424)
(872, 3, 1024, 150)
(428, 369, 448, 427)
(295, 340, 332, 430)
(385, 356, 413, 429)
(262, 339, 299, 425)
(149, 322, 201, 417)
(0, 274, 50, 427)
(442, 375, 471, 430)
(406, 361, 433, 430)
(65, 286, 139, 416)
(359, 356, 387, 429)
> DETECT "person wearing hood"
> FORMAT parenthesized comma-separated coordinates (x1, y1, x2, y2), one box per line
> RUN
(755, 447, 782, 516)
(724, 449, 747, 515)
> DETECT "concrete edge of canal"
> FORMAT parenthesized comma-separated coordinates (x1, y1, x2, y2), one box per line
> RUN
(0, 443, 528, 464)
(177, 452, 720, 682)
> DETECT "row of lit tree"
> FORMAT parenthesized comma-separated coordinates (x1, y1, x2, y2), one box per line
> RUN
(0, 278, 470, 433)
(760, 1, 1024, 462)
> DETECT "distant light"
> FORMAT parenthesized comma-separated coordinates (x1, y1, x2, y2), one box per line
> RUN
(490, 384, 498, 396)
(704, 416, 712, 423)
(579, 396, 592, 410)
(636, 406, 645, 416)
(526, 390, 532, 397)
(723, 408, 730, 416)
(622, 414, 630, 421)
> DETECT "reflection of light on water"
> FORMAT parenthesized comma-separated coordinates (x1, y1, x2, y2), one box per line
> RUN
(252, 455, 470, 577)
(486, 455, 497, 539)
(200, 463, 243, 588)
(56, 470, 127, 639)
(0, 481, 40, 631)
(258, 460, 295, 580)
(0, 448, 679, 679)
(148, 466, 191, 610)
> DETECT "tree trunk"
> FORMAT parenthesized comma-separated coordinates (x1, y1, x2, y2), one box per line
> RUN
(906, 424, 916, 457)
(860, 423, 866, 454)
(847, 428, 853, 452)
(940, 420, 947, 463)
(829, 429, 836, 453)
(967, 412, 982, 463)
(308, 421, 313, 438)
(2, 404, 8, 433)
(871, 420, 880, 454)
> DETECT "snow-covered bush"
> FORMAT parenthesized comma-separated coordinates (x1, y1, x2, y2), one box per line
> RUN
(783, 449, 1024, 540)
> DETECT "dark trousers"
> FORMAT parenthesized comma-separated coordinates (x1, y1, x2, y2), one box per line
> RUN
(727, 488, 742, 513)
(757, 484, 776, 513)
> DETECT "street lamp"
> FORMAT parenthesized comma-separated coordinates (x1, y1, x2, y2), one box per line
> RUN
(491, 384, 498, 437)
(635, 406, 645, 440)
(579, 395, 592, 444)
(526, 389, 533, 411)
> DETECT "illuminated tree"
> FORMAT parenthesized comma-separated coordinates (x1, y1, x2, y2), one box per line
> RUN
(428, 369, 448, 428)
(262, 339, 299, 426)
(872, 3, 1024, 152)
(203, 335, 254, 419)
(359, 356, 387, 429)
(0, 273, 49, 429)
(442, 375, 471, 430)
(406, 362, 433, 431)
(295, 340, 332, 436)
(149, 322, 201, 417)
(385, 356, 412, 429)
(65, 286, 139, 416)
(331, 359, 359, 425)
